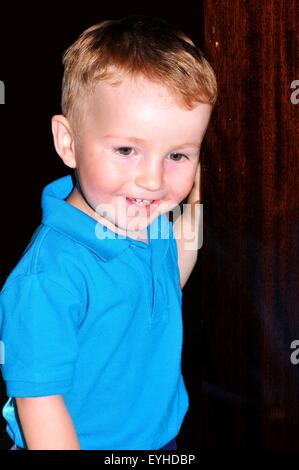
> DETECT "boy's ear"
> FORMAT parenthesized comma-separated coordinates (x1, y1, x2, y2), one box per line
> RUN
(51, 115, 77, 169)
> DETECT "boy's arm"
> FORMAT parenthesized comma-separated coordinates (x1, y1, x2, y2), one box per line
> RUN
(173, 162, 202, 290)
(16, 395, 81, 450)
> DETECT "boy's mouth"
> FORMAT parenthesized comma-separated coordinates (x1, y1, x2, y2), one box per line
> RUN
(126, 197, 161, 214)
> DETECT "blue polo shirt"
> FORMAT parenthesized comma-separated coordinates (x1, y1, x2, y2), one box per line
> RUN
(0, 174, 189, 450)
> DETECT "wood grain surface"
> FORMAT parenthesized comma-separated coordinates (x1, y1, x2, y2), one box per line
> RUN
(198, 0, 299, 450)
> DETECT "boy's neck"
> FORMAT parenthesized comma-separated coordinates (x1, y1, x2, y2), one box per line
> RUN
(65, 187, 149, 244)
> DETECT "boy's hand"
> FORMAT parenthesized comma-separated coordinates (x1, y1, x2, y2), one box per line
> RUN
(173, 161, 203, 289)
(187, 161, 202, 205)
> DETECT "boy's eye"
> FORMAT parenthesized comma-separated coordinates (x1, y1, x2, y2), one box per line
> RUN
(114, 147, 189, 162)
(114, 147, 134, 156)
(169, 153, 188, 162)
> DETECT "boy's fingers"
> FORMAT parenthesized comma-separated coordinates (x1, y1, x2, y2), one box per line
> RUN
(197, 161, 201, 186)
(187, 162, 202, 204)
(196, 161, 201, 183)
(199, 162, 204, 203)
(197, 162, 203, 203)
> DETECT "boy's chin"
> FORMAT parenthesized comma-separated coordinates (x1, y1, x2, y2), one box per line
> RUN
(119, 218, 155, 233)
(119, 212, 164, 233)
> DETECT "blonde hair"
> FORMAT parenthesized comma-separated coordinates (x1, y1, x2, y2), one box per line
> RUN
(61, 15, 218, 135)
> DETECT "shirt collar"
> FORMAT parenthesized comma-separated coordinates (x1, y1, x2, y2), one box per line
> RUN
(41, 174, 170, 263)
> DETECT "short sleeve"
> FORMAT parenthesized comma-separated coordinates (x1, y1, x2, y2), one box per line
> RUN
(0, 273, 82, 397)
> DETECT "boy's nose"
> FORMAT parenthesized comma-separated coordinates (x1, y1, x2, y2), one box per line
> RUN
(135, 163, 164, 192)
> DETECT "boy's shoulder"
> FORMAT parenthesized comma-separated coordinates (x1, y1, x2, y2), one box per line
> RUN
(1, 223, 91, 299)
(2, 213, 177, 296)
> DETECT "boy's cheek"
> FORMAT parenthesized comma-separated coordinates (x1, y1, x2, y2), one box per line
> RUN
(168, 180, 192, 205)
(179, 178, 196, 198)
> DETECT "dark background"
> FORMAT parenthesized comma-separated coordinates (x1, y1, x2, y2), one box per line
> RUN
(0, 0, 298, 454)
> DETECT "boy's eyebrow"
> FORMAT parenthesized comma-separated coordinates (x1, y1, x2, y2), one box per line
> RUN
(103, 134, 147, 144)
(103, 134, 201, 149)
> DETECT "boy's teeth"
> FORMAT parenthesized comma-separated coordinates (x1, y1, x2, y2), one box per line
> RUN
(131, 198, 153, 205)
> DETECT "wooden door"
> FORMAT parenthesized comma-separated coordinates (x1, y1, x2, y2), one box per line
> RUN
(192, 0, 299, 450)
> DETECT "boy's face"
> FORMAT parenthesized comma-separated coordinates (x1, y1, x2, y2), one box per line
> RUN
(53, 75, 212, 239)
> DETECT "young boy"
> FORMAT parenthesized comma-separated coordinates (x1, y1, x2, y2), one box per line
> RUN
(0, 15, 217, 450)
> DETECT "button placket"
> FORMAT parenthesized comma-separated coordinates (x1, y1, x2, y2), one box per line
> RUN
(129, 245, 154, 319)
